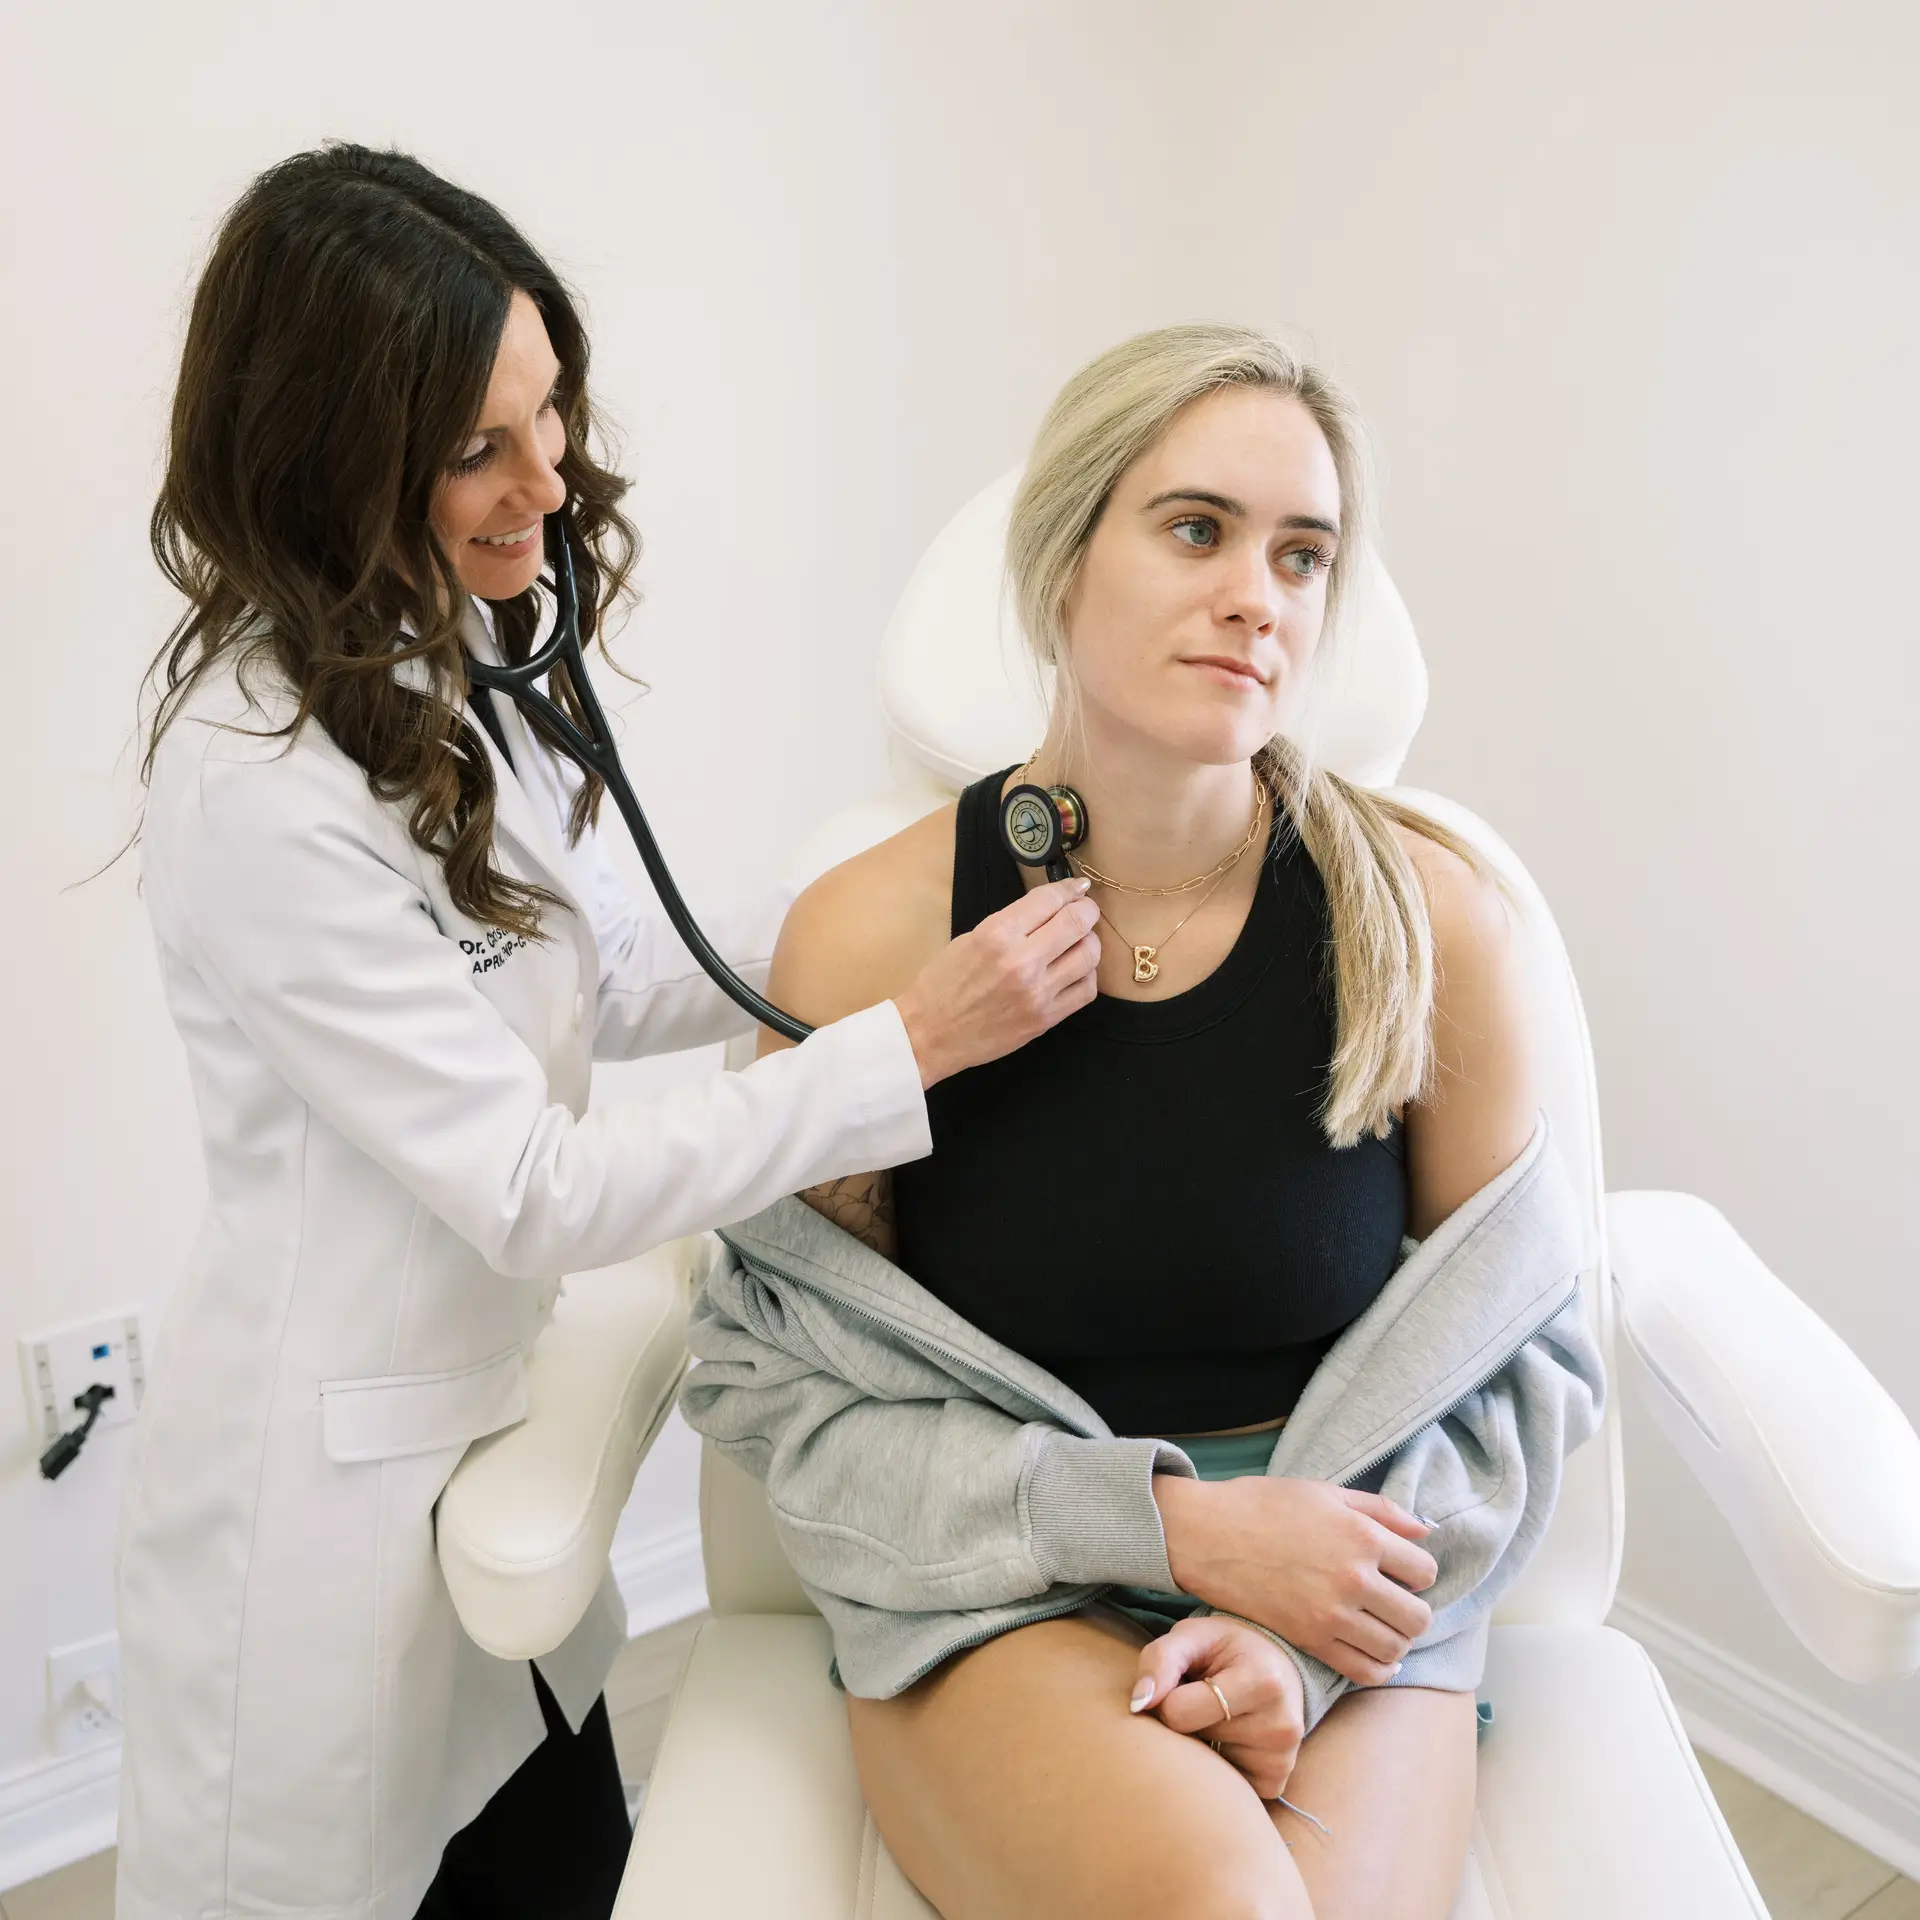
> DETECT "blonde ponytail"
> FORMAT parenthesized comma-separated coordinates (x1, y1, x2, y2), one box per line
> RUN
(1260, 743, 1482, 1143)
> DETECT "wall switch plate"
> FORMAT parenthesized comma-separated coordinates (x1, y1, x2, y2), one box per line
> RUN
(19, 1310, 146, 1447)
(47, 1632, 120, 1755)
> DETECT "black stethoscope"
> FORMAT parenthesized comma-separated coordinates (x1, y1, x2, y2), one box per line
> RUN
(466, 514, 1090, 1046)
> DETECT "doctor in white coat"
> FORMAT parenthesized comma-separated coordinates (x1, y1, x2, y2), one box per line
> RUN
(117, 145, 1100, 1920)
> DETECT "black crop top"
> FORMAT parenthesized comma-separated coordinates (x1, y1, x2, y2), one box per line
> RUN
(891, 769, 1408, 1436)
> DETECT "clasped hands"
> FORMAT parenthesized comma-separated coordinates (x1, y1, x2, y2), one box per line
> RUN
(1130, 1474, 1438, 1800)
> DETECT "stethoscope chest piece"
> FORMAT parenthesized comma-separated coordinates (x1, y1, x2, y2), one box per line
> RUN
(999, 781, 1089, 883)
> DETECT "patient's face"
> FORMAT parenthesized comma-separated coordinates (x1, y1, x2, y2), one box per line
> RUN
(1064, 387, 1341, 767)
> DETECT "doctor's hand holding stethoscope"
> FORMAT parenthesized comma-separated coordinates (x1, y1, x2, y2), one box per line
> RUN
(116, 144, 1099, 1920)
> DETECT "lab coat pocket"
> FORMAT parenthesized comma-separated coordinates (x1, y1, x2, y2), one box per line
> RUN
(320, 1346, 528, 1464)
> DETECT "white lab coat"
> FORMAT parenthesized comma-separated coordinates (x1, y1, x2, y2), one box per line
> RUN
(116, 605, 931, 1919)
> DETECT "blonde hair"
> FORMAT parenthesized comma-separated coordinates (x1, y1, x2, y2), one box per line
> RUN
(1007, 323, 1482, 1147)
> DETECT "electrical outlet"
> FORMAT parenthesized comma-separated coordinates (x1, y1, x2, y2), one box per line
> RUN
(47, 1633, 120, 1755)
(19, 1310, 146, 1448)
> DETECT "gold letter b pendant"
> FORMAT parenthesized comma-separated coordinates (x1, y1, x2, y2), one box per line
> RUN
(1132, 945, 1160, 984)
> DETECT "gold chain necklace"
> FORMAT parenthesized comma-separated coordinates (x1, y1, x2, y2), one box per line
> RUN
(1071, 780, 1270, 986)
(1073, 786, 1266, 897)
(1085, 861, 1245, 985)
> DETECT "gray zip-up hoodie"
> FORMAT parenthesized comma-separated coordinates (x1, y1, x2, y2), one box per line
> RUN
(681, 1116, 1605, 1733)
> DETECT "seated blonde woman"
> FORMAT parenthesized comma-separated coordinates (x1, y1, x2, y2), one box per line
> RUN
(690, 325, 1600, 1920)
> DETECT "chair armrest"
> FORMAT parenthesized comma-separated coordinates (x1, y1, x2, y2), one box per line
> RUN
(1608, 1191, 1920, 1682)
(436, 1236, 708, 1660)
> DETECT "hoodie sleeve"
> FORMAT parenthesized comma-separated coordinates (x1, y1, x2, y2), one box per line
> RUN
(682, 1246, 1195, 1611)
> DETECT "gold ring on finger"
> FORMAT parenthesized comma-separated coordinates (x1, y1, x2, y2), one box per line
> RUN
(1205, 1679, 1232, 1724)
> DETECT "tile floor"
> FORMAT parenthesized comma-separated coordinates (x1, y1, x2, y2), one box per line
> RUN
(5, 1613, 1912, 1919)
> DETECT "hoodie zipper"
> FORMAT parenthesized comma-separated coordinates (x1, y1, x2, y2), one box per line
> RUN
(1323, 1277, 1582, 1492)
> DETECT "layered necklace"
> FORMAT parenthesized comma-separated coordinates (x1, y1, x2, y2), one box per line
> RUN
(1018, 764, 1270, 986)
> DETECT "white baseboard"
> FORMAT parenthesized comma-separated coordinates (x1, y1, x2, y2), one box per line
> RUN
(0, 1740, 118, 1895)
(1612, 1596, 1920, 1880)
(612, 1519, 708, 1641)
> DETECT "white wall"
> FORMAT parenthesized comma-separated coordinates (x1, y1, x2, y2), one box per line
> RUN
(4, 0, 1916, 1886)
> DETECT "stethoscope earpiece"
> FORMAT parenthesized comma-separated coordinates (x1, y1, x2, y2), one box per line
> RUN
(999, 781, 1090, 883)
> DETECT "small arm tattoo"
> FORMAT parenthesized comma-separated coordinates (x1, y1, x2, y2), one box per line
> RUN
(799, 1173, 897, 1258)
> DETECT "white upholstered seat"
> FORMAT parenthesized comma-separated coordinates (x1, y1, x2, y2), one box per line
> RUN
(441, 471, 1920, 1918)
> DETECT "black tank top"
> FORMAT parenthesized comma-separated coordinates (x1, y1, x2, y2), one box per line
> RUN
(892, 769, 1408, 1436)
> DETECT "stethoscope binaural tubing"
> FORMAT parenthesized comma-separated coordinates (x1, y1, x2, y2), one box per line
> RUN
(464, 514, 815, 1044)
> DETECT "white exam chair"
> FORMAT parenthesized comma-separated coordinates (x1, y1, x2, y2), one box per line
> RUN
(437, 473, 1920, 1918)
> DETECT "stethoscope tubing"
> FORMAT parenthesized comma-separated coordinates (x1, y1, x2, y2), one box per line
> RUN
(466, 519, 815, 1045)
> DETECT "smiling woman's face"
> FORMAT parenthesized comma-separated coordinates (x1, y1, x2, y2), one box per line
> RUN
(1062, 386, 1342, 768)
(430, 289, 569, 601)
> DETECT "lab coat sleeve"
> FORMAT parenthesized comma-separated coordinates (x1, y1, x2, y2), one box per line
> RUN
(580, 820, 793, 1061)
(144, 738, 932, 1280)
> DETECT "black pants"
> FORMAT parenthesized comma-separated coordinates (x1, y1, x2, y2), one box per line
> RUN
(415, 1666, 633, 1919)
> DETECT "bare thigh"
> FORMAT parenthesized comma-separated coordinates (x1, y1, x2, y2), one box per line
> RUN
(847, 1614, 1478, 1920)
(848, 1611, 1305, 1920)
(1274, 1684, 1480, 1920)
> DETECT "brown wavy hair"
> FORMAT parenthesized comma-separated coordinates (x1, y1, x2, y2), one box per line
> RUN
(141, 143, 638, 938)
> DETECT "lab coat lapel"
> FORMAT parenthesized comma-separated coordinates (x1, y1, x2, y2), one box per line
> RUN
(458, 604, 601, 988)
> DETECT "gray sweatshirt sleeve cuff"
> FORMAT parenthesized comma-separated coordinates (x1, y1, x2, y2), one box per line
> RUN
(1280, 1643, 1349, 1736)
(1025, 1433, 1195, 1591)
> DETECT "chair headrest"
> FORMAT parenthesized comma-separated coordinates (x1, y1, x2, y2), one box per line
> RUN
(878, 469, 1429, 792)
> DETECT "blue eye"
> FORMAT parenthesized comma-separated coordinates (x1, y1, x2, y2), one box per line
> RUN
(1171, 516, 1219, 549)
(1282, 545, 1334, 579)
